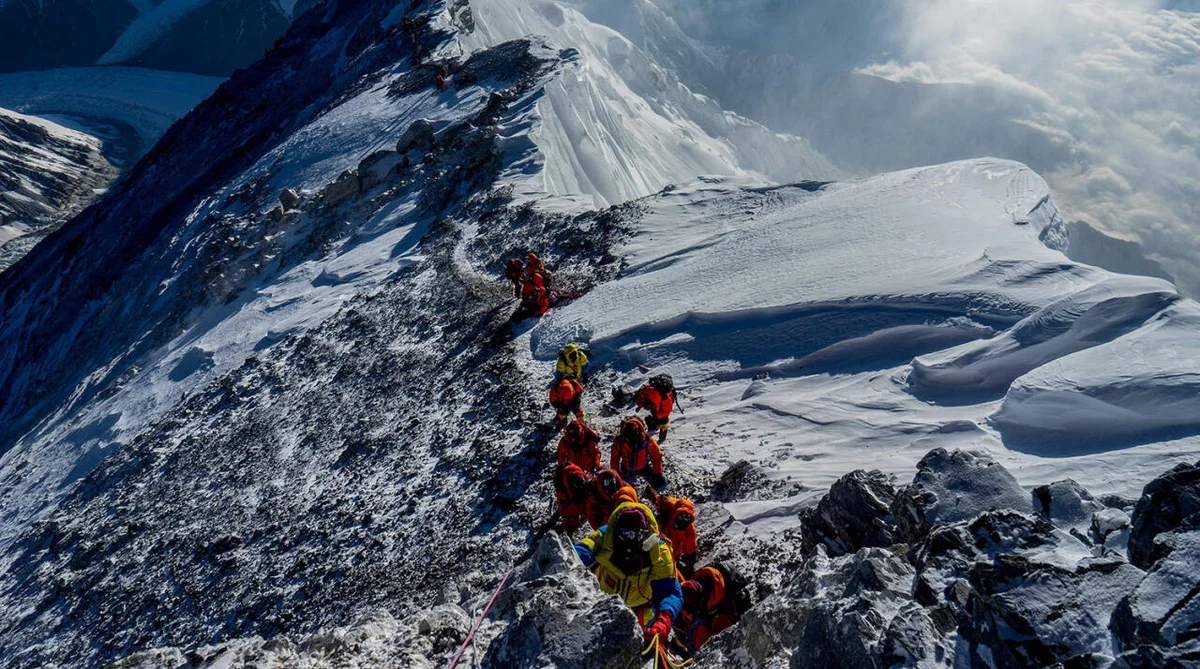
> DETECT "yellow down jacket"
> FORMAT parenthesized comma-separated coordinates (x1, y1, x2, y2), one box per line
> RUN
(574, 501, 683, 617)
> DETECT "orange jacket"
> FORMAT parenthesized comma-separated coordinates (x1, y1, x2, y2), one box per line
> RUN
(521, 275, 550, 315)
(611, 429, 663, 478)
(674, 567, 736, 651)
(635, 385, 674, 421)
(549, 378, 583, 409)
(557, 421, 602, 473)
(656, 496, 697, 560)
(555, 464, 590, 529)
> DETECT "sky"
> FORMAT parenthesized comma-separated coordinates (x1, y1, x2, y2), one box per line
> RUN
(649, 0, 1200, 297)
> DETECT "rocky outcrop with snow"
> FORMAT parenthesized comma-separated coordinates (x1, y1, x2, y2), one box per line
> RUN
(0, 108, 117, 272)
(698, 451, 1200, 669)
(106, 534, 641, 669)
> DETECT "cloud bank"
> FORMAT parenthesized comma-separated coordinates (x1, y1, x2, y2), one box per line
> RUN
(860, 0, 1200, 295)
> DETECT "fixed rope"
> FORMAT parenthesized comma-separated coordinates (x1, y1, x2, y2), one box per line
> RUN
(447, 569, 513, 669)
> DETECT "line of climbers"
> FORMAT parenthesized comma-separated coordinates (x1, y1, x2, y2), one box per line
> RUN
(508, 315, 746, 662)
(500, 253, 750, 658)
(506, 253, 553, 318)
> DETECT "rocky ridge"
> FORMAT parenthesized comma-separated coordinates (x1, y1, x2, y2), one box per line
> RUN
(696, 450, 1200, 668)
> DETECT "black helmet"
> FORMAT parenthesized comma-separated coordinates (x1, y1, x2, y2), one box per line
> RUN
(674, 511, 694, 530)
(597, 469, 621, 497)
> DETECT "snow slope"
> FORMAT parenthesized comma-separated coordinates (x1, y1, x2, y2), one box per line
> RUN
(458, 0, 840, 208)
(531, 159, 1200, 501)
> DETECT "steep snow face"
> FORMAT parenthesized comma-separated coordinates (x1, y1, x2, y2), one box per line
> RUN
(0, 108, 117, 271)
(458, 0, 840, 208)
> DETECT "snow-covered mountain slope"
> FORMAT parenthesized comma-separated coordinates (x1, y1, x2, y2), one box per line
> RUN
(458, 0, 840, 208)
(0, 0, 1198, 667)
(0, 108, 118, 271)
(0, 0, 301, 76)
(0, 67, 223, 169)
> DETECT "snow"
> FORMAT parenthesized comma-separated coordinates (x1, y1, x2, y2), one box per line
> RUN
(98, 0, 226, 66)
(994, 299, 1200, 452)
(458, 0, 840, 208)
(2, 1, 1200, 664)
(0, 221, 29, 246)
(521, 158, 1200, 519)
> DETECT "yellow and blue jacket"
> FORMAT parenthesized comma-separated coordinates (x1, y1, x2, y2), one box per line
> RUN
(573, 501, 683, 620)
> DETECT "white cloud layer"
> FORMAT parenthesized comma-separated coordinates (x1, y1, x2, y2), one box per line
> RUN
(861, 0, 1200, 294)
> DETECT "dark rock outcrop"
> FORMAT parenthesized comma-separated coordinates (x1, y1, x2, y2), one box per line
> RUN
(695, 450, 1200, 669)
(1112, 530, 1200, 667)
(1128, 460, 1200, 569)
(397, 119, 436, 154)
(799, 469, 898, 556)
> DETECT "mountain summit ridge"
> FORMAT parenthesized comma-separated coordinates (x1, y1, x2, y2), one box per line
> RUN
(0, 1, 1198, 667)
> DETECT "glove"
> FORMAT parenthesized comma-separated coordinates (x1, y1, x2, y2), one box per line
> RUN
(644, 611, 672, 643)
(649, 472, 668, 493)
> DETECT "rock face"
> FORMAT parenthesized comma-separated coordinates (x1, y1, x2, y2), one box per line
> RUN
(1128, 460, 1200, 569)
(1034, 479, 1107, 539)
(322, 169, 363, 205)
(0, 108, 117, 272)
(892, 448, 1032, 543)
(1112, 531, 1200, 667)
(278, 189, 300, 210)
(485, 536, 641, 669)
(800, 469, 898, 556)
(695, 449, 1200, 669)
(397, 119, 436, 154)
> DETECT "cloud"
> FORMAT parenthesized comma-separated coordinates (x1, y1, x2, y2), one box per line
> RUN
(865, 0, 1200, 295)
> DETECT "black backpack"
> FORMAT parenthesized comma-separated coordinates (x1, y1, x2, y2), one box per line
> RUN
(711, 561, 752, 615)
(649, 374, 674, 397)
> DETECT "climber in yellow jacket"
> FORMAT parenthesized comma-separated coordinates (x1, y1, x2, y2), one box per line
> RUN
(574, 501, 683, 644)
(555, 343, 590, 384)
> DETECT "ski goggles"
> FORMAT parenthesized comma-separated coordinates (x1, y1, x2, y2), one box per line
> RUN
(617, 526, 645, 544)
(674, 513, 694, 529)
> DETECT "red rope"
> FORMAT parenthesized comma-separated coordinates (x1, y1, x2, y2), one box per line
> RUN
(447, 569, 513, 669)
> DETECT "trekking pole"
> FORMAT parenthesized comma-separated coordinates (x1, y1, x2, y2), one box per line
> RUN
(514, 511, 561, 566)
(471, 606, 480, 669)
(447, 569, 513, 669)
